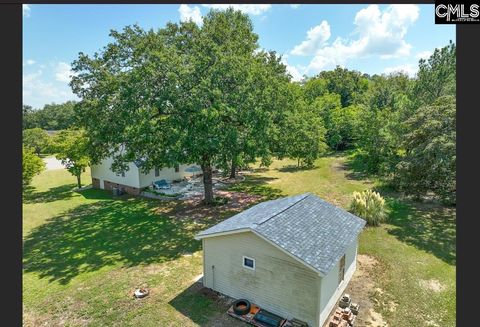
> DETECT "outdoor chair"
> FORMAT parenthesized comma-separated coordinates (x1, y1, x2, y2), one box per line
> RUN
(153, 179, 171, 190)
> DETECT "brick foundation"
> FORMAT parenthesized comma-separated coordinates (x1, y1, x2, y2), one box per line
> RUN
(103, 180, 141, 195)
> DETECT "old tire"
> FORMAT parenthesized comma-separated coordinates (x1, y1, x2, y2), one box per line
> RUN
(232, 299, 251, 315)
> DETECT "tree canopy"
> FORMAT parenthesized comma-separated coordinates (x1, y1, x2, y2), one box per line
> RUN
(23, 128, 51, 155)
(71, 9, 291, 203)
(395, 96, 456, 204)
(53, 129, 90, 189)
(23, 146, 45, 187)
(276, 84, 327, 167)
(61, 9, 455, 206)
(22, 101, 77, 130)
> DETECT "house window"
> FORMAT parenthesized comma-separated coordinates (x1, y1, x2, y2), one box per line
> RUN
(338, 254, 346, 285)
(175, 164, 180, 173)
(243, 256, 255, 270)
(155, 167, 160, 177)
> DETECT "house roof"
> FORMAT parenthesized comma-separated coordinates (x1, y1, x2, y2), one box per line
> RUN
(133, 158, 147, 168)
(195, 193, 366, 276)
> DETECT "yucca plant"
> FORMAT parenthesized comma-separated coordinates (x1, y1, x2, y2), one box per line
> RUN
(350, 190, 386, 226)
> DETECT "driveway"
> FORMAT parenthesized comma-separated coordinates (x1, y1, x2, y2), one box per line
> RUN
(43, 156, 64, 170)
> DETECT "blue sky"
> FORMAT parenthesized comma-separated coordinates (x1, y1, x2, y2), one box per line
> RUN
(23, 4, 455, 109)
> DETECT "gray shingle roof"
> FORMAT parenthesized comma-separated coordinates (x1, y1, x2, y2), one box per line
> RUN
(195, 193, 366, 275)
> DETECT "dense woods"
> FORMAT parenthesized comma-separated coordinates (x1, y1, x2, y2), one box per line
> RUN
(298, 41, 456, 204)
(23, 10, 455, 204)
(23, 101, 77, 130)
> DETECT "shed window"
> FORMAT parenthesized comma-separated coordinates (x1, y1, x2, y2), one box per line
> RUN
(155, 167, 160, 177)
(242, 256, 255, 270)
(338, 254, 346, 284)
(175, 164, 180, 173)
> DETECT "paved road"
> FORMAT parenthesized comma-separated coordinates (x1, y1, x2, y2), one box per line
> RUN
(43, 156, 64, 170)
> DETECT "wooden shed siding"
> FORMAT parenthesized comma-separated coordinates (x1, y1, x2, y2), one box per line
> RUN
(318, 239, 358, 327)
(203, 231, 320, 326)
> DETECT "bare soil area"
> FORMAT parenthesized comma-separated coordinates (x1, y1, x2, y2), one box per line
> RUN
(324, 254, 389, 327)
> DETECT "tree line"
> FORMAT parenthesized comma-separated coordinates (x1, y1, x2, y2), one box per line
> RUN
(297, 41, 455, 204)
(23, 101, 77, 130)
(24, 9, 455, 205)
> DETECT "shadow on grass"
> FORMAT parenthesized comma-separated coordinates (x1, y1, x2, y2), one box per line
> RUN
(226, 175, 283, 200)
(169, 281, 241, 327)
(23, 184, 78, 204)
(79, 188, 130, 200)
(386, 198, 456, 265)
(275, 165, 317, 173)
(23, 197, 203, 285)
(342, 154, 373, 181)
(169, 282, 223, 326)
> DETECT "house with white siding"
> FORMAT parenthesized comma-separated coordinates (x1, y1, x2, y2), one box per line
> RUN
(90, 155, 201, 195)
(195, 193, 366, 327)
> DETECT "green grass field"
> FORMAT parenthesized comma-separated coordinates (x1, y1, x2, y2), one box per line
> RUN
(23, 155, 455, 326)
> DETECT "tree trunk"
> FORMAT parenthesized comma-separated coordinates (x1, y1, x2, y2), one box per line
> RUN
(229, 157, 237, 179)
(297, 157, 300, 168)
(76, 174, 82, 189)
(201, 158, 214, 204)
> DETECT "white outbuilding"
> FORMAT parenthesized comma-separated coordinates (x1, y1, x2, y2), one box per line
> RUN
(195, 193, 366, 327)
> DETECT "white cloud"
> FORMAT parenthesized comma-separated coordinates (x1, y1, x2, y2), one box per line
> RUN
(23, 64, 77, 108)
(291, 21, 331, 56)
(296, 5, 419, 73)
(23, 4, 31, 17)
(55, 62, 75, 82)
(415, 50, 432, 60)
(290, 5, 301, 9)
(179, 4, 203, 26)
(281, 55, 304, 82)
(23, 59, 36, 66)
(202, 4, 271, 15)
(383, 63, 417, 77)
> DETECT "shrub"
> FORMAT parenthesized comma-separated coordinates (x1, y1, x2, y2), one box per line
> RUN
(23, 128, 51, 155)
(350, 189, 386, 226)
(202, 196, 229, 206)
(23, 146, 45, 187)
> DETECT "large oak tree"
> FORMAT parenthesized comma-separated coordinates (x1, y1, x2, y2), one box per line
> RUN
(71, 9, 290, 203)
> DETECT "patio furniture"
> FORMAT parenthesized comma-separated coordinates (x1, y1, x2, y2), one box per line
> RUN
(153, 179, 171, 190)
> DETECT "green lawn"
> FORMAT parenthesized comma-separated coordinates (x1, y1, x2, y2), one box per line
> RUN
(23, 169, 232, 326)
(23, 155, 456, 326)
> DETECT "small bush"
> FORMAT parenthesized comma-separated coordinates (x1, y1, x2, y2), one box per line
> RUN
(350, 189, 386, 226)
(202, 196, 229, 206)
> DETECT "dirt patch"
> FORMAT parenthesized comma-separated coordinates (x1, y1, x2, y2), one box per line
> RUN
(23, 310, 55, 327)
(366, 308, 388, 327)
(162, 190, 262, 221)
(329, 254, 389, 327)
(24, 305, 91, 327)
(419, 279, 446, 292)
(425, 320, 440, 327)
